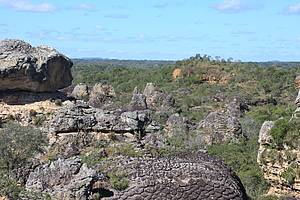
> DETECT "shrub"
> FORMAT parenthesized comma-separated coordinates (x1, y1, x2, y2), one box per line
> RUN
(281, 163, 299, 185)
(108, 169, 129, 191)
(207, 137, 269, 199)
(0, 122, 48, 172)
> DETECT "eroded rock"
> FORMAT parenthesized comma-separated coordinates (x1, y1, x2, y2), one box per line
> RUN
(198, 111, 243, 145)
(0, 39, 73, 92)
(98, 152, 247, 200)
(25, 157, 96, 200)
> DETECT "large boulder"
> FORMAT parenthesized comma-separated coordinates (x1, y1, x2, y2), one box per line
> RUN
(97, 152, 248, 200)
(0, 39, 73, 92)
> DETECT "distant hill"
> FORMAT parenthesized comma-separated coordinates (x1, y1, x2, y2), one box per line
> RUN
(72, 58, 175, 68)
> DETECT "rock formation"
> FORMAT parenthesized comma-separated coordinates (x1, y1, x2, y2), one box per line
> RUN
(0, 39, 73, 92)
(143, 83, 175, 110)
(198, 111, 243, 145)
(71, 83, 89, 100)
(88, 83, 116, 109)
(26, 157, 96, 200)
(97, 152, 247, 200)
(257, 76, 300, 198)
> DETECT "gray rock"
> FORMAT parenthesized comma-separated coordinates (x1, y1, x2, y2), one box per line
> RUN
(25, 157, 96, 200)
(49, 104, 157, 135)
(0, 39, 73, 92)
(226, 96, 249, 118)
(164, 113, 190, 137)
(97, 152, 247, 200)
(128, 87, 147, 111)
(88, 83, 115, 109)
(71, 83, 89, 100)
(143, 83, 175, 109)
(198, 111, 243, 145)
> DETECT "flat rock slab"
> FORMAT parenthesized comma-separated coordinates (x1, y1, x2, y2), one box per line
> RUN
(0, 39, 73, 92)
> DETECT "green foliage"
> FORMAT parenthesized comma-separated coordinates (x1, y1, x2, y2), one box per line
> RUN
(0, 122, 48, 172)
(0, 171, 24, 199)
(32, 115, 47, 126)
(108, 169, 129, 191)
(106, 143, 142, 158)
(256, 195, 280, 200)
(270, 117, 300, 149)
(207, 138, 269, 199)
(281, 163, 299, 185)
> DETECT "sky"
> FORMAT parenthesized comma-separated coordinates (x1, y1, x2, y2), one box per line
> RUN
(0, 0, 299, 61)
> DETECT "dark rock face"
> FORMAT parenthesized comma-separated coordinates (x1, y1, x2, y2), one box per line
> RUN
(101, 152, 247, 200)
(0, 39, 73, 92)
(25, 157, 95, 200)
(198, 111, 243, 145)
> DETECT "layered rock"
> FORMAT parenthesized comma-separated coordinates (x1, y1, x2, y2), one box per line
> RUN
(257, 77, 300, 198)
(98, 152, 247, 200)
(198, 111, 243, 145)
(0, 39, 73, 92)
(48, 103, 160, 136)
(25, 157, 96, 200)
(257, 121, 300, 198)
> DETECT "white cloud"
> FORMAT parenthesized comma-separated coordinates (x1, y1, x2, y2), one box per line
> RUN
(0, 0, 55, 12)
(285, 3, 300, 14)
(73, 3, 97, 11)
(214, 0, 242, 12)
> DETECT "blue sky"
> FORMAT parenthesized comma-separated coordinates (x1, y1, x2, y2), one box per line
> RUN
(0, 0, 299, 61)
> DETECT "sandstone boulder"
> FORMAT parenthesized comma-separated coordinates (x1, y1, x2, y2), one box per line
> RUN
(0, 39, 73, 92)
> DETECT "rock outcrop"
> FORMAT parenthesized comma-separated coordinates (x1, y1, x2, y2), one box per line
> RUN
(26, 157, 96, 200)
(88, 83, 116, 109)
(257, 121, 300, 198)
(257, 77, 300, 198)
(71, 83, 89, 100)
(143, 83, 175, 110)
(98, 152, 247, 200)
(0, 39, 73, 92)
(198, 111, 243, 145)
(49, 103, 159, 136)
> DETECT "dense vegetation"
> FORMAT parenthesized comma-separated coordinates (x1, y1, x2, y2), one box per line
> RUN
(0, 122, 48, 199)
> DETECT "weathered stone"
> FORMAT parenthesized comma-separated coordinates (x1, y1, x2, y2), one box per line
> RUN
(49, 104, 157, 135)
(71, 83, 89, 100)
(0, 39, 73, 92)
(128, 87, 147, 111)
(226, 96, 249, 118)
(143, 83, 175, 109)
(88, 83, 115, 109)
(198, 111, 243, 145)
(97, 152, 247, 200)
(164, 113, 190, 137)
(25, 157, 96, 200)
